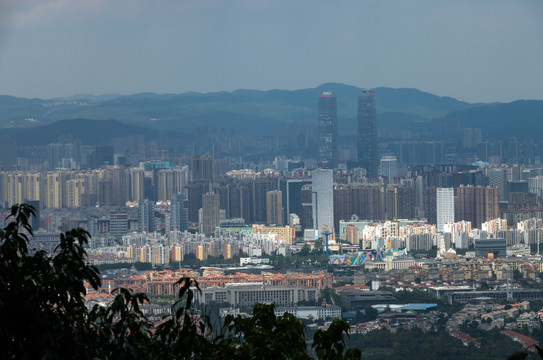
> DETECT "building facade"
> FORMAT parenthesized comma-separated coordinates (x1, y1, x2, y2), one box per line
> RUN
(318, 92, 339, 168)
(266, 190, 283, 225)
(436, 188, 455, 232)
(357, 90, 378, 177)
(312, 169, 334, 235)
(201, 192, 220, 234)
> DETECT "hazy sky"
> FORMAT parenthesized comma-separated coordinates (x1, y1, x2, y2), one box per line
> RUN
(0, 0, 542, 102)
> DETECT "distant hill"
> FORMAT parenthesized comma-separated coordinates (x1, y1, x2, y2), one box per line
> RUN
(5, 119, 160, 146)
(0, 84, 541, 140)
(446, 100, 543, 139)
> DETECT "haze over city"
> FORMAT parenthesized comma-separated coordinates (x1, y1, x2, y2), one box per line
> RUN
(0, 0, 542, 102)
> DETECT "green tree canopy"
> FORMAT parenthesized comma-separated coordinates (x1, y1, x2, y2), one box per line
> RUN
(0, 204, 361, 359)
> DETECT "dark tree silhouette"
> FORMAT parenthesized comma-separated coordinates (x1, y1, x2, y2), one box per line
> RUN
(0, 204, 361, 359)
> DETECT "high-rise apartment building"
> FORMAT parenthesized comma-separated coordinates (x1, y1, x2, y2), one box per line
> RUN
(138, 199, 155, 233)
(312, 169, 334, 234)
(487, 167, 507, 201)
(379, 156, 398, 181)
(45, 172, 63, 209)
(357, 90, 378, 177)
(278, 178, 311, 225)
(157, 168, 187, 201)
(170, 192, 189, 232)
(455, 185, 499, 229)
(66, 178, 84, 208)
(201, 192, 220, 234)
(266, 190, 283, 225)
(436, 188, 454, 232)
(318, 92, 338, 168)
(191, 155, 214, 182)
(110, 209, 129, 239)
(0, 135, 16, 171)
(129, 168, 145, 202)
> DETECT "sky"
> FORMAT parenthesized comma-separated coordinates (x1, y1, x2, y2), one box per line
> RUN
(0, 0, 542, 103)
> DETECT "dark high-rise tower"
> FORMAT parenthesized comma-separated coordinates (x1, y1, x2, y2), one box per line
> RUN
(318, 92, 338, 168)
(170, 192, 189, 232)
(357, 90, 378, 176)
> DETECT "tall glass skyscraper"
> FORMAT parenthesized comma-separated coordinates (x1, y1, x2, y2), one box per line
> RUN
(357, 90, 378, 176)
(318, 92, 338, 168)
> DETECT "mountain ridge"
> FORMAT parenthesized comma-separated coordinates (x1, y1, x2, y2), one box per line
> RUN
(0, 84, 541, 140)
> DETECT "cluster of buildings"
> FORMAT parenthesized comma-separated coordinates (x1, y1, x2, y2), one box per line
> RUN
(445, 301, 541, 349)
(116, 227, 293, 265)
(91, 269, 333, 307)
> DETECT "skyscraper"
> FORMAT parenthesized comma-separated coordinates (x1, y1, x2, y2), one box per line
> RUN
(357, 90, 378, 176)
(318, 92, 338, 168)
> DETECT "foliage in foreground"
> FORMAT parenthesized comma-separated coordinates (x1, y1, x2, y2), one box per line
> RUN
(0, 204, 361, 359)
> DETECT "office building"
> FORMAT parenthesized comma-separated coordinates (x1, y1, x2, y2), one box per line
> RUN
(312, 169, 334, 235)
(436, 188, 454, 232)
(475, 238, 507, 258)
(357, 90, 378, 176)
(198, 284, 319, 307)
(300, 184, 313, 230)
(318, 92, 338, 168)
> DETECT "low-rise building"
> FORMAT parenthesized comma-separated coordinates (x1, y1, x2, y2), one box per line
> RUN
(275, 305, 342, 320)
(197, 283, 319, 307)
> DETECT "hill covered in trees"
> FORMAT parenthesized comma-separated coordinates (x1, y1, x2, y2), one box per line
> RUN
(1, 84, 540, 140)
